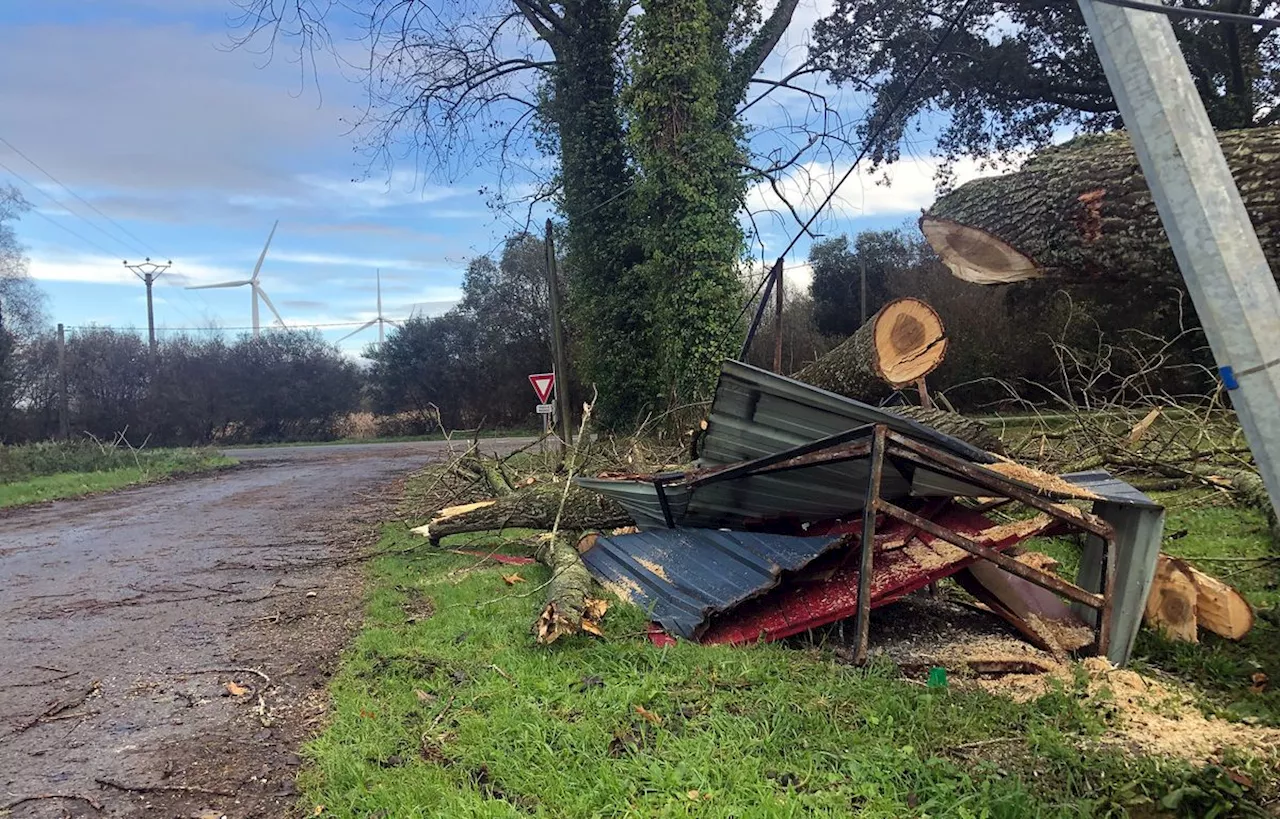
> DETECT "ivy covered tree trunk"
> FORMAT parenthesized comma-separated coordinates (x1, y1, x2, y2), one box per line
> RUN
(550, 0, 657, 426)
(629, 0, 747, 406)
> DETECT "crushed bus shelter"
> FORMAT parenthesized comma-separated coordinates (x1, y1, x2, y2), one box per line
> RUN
(577, 361, 1165, 666)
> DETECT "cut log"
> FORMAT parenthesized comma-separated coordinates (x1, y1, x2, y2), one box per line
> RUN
(532, 533, 607, 644)
(888, 405, 1005, 455)
(919, 126, 1280, 286)
(423, 483, 633, 543)
(1144, 556, 1199, 643)
(1183, 562, 1254, 640)
(794, 298, 947, 402)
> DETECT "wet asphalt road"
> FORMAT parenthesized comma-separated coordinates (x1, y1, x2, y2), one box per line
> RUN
(0, 438, 528, 817)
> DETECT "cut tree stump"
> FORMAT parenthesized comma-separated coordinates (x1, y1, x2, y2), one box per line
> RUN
(422, 483, 633, 543)
(1183, 562, 1254, 640)
(1145, 556, 1200, 642)
(794, 298, 947, 403)
(919, 126, 1280, 286)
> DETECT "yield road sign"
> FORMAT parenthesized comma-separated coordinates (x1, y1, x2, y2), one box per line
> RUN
(529, 372, 555, 403)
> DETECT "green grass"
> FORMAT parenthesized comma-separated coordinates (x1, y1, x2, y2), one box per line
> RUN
(0, 445, 234, 508)
(299, 510, 1275, 817)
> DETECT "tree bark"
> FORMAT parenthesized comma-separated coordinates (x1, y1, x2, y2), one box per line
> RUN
(532, 532, 603, 644)
(889, 406, 1005, 455)
(425, 483, 633, 543)
(793, 298, 947, 402)
(919, 126, 1280, 286)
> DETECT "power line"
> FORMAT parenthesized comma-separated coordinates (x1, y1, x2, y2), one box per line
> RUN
(63, 321, 369, 332)
(0, 157, 141, 258)
(0, 136, 163, 256)
(20, 202, 122, 258)
(775, 0, 979, 262)
(1087, 0, 1280, 29)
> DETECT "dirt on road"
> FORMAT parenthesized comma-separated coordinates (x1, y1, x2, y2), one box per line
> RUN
(0, 439, 528, 818)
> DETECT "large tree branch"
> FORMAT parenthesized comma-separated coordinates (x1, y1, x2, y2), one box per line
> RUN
(513, 0, 566, 46)
(728, 0, 801, 95)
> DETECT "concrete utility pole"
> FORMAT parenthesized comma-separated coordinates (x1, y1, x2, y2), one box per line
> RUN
(544, 220, 573, 449)
(123, 258, 172, 353)
(1076, 0, 1280, 511)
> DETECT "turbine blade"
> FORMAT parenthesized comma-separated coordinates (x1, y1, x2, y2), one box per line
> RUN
(250, 220, 279, 282)
(186, 280, 251, 290)
(337, 319, 377, 343)
(256, 286, 287, 327)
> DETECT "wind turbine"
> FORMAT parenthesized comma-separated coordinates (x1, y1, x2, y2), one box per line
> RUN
(339, 269, 400, 346)
(186, 220, 287, 337)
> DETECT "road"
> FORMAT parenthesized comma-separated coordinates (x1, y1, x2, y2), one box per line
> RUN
(0, 438, 529, 818)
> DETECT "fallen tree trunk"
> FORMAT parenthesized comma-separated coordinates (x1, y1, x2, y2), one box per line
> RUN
(424, 483, 633, 543)
(532, 533, 607, 644)
(794, 298, 947, 402)
(888, 405, 1005, 455)
(920, 126, 1280, 285)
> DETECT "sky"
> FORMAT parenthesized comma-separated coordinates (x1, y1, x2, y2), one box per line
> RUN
(0, 0, 998, 358)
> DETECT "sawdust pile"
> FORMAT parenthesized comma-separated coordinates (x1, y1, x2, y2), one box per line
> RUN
(980, 657, 1280, 763)
(986, 461, 1102, 500)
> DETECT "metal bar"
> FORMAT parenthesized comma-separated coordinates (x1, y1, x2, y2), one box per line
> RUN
(772, 262, 784, 373)
(853, 425, 886, 664)
(1097, 534, 1117, 657)
(739, 258, 781, 361)
(884, 432, 1113, 538)
(876, 499, 1106, 610)
(1078, 0, 1280, 522)
(654, 480, 675, 529)
(685, 424, 875, 489)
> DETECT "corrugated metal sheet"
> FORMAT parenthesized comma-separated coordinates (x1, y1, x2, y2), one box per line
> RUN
(701, 360, 997, 466)
(1061, 470, 1162, 509)
(1074, 501, 1166, 665)
(581, 528, 847, 639)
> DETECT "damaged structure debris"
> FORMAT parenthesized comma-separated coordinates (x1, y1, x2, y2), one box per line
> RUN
(577, 360, 1166, 666)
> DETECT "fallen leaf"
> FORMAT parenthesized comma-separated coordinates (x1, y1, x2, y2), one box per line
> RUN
(687, 790, 700, 801)
(634, 705, 662, 725)
(1250, 672, 1269, 693)
(359, 709, 377, 719)
(305, 591, 318, 598)
(1226, 769, 1254, 789)
(502, 573, 525, 586)
(313, 806, 325, 816)
(224, 681, 250, 698)
(414, 689, 437, 703)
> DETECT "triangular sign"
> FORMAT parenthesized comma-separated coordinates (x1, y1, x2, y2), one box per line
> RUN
(529, 372, 555, 403)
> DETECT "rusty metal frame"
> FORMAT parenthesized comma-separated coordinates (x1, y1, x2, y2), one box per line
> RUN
(631, 420, 1120, 661)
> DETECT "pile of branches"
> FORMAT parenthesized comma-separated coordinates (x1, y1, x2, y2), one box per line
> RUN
(944, 304, 1278, 543)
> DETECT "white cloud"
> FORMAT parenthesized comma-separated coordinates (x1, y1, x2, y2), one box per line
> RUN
(745, 154, 1016, 225)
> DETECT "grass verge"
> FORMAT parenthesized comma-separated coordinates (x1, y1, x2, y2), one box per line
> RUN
(0, 446, 234, 508)
(299, 485, 1276, 817)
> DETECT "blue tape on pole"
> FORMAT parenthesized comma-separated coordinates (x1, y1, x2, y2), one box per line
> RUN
(1220, 365, 1239, 390)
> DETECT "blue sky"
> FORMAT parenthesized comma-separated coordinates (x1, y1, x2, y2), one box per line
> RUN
(0, 0, 996, 358)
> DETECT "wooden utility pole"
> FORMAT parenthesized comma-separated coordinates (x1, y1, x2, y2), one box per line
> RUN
(859, 253, 868, 325)
(57, 323, 69, 440)
(124, 258, 171, 353)
(772, 264, 784, 373)
(544, 220, 573, 448)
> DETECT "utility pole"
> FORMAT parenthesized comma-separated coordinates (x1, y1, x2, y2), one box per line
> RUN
(772, 264, 784, 373)
(57, 323, 69, 441)
(1076, 0, 1280, 512)
(544, 220, 573, 449)
(859, 254, 868, 326)
(124, 258, 172, 353)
